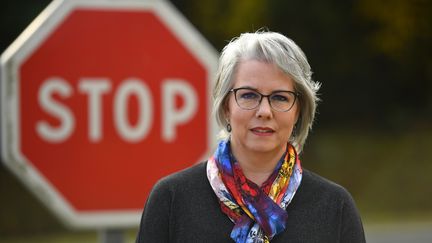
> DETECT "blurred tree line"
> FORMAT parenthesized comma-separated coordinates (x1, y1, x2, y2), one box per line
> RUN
(174, 0, 432, 131)
(2, 0, 431, 132)
(1, 0, 431, 235)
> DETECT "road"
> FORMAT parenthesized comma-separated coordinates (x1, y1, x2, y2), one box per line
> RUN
(365, 222, 432, 243)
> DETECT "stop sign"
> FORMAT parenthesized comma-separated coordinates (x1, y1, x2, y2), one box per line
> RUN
(1, 0, 217, 228)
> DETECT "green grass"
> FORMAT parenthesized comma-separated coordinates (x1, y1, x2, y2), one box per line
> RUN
(1, 127, 432, 239)
(302, 127, 432, 220)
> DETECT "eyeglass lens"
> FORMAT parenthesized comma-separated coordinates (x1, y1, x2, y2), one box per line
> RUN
(234, 88, 296, 112)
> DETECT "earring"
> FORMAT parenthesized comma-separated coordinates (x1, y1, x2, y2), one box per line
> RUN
(226, 123, 232, 132)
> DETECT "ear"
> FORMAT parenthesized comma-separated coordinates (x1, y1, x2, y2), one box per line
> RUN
(223, 96, 231, 122)
(224, 103, 231, 123)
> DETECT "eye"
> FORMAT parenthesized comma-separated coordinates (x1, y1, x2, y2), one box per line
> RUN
(239, 91, 260, 100)
(271, 93, 290, 102)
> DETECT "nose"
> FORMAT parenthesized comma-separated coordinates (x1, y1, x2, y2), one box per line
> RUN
(256, 97, 273, 119)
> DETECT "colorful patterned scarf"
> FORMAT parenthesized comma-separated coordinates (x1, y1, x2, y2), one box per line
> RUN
(207, 140, 302, 242)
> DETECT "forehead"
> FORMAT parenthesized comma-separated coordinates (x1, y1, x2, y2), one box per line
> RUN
(233, 59, 295, 91)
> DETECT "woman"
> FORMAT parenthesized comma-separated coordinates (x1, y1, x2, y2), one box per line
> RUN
(136, 31, 365, 243)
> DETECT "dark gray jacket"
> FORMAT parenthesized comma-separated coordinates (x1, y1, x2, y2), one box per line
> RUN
(137, 161, 366, 243)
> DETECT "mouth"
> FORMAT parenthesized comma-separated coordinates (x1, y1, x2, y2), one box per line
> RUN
(250, 127, 275, 136)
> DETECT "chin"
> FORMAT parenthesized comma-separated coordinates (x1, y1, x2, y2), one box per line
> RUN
(246, 141, 280, 153)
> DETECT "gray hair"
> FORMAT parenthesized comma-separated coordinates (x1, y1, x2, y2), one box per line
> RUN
(212, 31, 321, 153)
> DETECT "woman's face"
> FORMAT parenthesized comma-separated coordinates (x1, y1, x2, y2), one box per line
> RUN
(226, 59, 299, 156)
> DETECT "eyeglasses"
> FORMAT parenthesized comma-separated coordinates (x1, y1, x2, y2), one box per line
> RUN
(229, 87, 299, 112)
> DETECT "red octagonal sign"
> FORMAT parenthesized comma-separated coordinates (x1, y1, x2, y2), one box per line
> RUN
(1, 0, 217, 228)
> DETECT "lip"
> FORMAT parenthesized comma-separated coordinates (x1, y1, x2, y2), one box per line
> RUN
(250, 126, 275, 136)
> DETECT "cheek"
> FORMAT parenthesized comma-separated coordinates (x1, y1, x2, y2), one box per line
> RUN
(228, 103, 252, 131)
(278, 113, 298, 135)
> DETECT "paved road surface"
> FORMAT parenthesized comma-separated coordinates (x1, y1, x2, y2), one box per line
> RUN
(365, 222, 432, 243)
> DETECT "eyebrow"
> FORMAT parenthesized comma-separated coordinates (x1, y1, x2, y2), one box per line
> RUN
(235, 85, 293, 93)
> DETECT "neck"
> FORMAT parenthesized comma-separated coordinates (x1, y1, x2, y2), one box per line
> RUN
(230, 144, 286, 187)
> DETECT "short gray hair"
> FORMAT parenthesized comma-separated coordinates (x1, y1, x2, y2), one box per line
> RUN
(213, 31, 321, 153)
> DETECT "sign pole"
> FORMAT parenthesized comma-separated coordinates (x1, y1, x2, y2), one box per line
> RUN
(99, 229, 125, 243)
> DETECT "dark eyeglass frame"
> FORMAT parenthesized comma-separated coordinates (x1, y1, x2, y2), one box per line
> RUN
(229, 87, 300, 112)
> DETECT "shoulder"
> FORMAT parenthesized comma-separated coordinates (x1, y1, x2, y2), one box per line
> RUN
(291, 168, 360, 218)
(137, 162, 212, 242)
(149, 161, 208, 198)
(283, 169, 365, 242)
(303, 169, 368, 241)
(300, 168, 353, 202)
(301, 169, 366, 242)
(155, 161, 207, 186)
(142, 161, 211, 222)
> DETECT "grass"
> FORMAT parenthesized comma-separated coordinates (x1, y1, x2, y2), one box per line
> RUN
(1, 127, 432, 240)
(302, 127, 432, 220)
